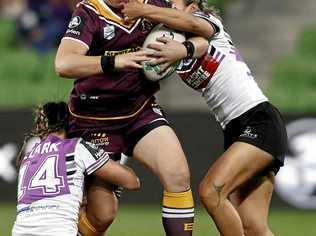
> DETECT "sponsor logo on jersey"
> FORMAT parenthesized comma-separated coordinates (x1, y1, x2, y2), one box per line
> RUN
(239, 126, 258, 139)
(185, 66, 211, 90)
(104, 47, 141, 56)
(68, 16, 82, 29)
(104, 25, 115, 40)
(276, 118, 316, 209)
(66, 29, 81, 36)
(89, 133, 110, 147)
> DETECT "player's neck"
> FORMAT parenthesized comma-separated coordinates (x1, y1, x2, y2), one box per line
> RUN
(103, 0, 124, 14)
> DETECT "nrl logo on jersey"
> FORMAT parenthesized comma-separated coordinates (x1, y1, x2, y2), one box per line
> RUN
(104, 25, 115, 40)
(68, 16, 81, 29)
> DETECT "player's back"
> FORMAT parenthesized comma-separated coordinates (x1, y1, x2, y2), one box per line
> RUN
(12, 135, 100, 236)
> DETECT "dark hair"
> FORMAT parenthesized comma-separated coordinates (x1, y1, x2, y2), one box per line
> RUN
(16, 102, 69, 166)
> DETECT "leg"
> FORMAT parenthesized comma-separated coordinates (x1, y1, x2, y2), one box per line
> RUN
(198, 142, 274, 236)
(133, 125, 194, 236)
(86, 180, 118, 232)
(78, 179, 118, 235)
(230, 172, 275, 236)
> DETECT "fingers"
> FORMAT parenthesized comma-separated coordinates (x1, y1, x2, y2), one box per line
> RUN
(147, 43, 163, 51)
(148, 57, 167, 66)
(135, 50, 155, 57)
(156, 36, 172, 44)
(158, 62, 172, 74)
(134, 56, 153, 62)
(130, 62, 143, 69)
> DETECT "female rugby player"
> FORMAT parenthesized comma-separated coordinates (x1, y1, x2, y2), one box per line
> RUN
(55, 0, 211, 235)
(12, 102, 140, 236)
(122, 1, 287, 235)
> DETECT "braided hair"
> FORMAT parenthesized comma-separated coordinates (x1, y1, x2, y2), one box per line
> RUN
(16, 102, 69, 166)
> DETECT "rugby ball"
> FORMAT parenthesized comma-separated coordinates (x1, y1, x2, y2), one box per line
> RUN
(142, 24, 185, 82)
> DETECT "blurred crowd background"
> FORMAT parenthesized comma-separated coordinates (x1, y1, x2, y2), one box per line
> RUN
(0, 0, 77, 52)
(0, 0, 316, 112)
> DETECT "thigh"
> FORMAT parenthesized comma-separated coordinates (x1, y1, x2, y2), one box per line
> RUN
(230, 172, 275, 232)
(133, 125, 190, 192)
(201, 141, 274, 197)
(86, 177, 118, 228)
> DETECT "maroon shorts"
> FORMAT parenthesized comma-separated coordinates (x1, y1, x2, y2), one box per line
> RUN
(67, 100, 169, 157)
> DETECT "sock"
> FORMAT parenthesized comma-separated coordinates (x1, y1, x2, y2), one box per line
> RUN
(78, 211, 104, 236)
(162, 189, 195, 236)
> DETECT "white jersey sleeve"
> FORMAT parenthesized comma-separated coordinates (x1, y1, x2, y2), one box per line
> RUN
(75, 139, 110, 175)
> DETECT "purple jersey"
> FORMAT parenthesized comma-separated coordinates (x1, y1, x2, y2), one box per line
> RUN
(13, 135, 109, 235)
(63, 0, 171, 120)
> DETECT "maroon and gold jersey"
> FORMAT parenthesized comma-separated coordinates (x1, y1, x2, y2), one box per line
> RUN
(63, 0, 171, 120)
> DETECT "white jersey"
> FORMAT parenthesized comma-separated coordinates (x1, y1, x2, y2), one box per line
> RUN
(12, 135, 109, 236)
(177, 11, 268, 128)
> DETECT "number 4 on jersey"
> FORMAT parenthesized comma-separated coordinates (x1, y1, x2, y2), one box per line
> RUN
(18, 155, 65, 200)
(29, 155, 64, 194)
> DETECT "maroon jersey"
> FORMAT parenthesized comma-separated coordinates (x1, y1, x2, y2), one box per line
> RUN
(63, 0, 171, 120)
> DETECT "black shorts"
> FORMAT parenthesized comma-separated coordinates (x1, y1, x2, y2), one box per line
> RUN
(223, 102, 287, 171)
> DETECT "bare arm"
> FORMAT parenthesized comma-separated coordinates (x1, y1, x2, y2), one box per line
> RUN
(55, 39, 103, 78)
(94, 160, 140, 191)
(122, 0, 214, 38)
(55, 38, 153, 79)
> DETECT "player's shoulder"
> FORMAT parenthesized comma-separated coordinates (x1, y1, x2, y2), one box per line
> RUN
(67, 0, 100, 30)
(72, 0, 96, 16)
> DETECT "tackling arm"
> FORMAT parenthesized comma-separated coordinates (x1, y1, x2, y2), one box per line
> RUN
(122, 0, 214, 38)
(94, 159, 140, 191)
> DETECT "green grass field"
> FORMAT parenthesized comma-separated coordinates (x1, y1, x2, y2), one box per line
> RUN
(1, 203, 316, 236)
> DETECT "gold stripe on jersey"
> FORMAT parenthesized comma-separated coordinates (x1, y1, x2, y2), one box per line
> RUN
(86, 0, 147, 30)
(68, 98, 151, 121)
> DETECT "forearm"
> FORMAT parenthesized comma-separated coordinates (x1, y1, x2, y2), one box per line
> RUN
(188, 37, 209, 58)
(142, 5, 213, 38)
(55, 53, 103, 79)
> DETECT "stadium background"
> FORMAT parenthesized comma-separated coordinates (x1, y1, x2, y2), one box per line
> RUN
(1, 0, 316, 235)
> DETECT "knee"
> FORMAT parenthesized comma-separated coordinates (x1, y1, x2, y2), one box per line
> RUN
(162, 166, 191, 192)
(198, 178, 226, 211)
(87, 201, 118, 232)
(243, 218, 272, 236)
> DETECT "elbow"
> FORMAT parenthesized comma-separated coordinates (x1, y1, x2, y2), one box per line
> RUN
(195, 27, 213, 39)
(55, 57, 72, 78)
